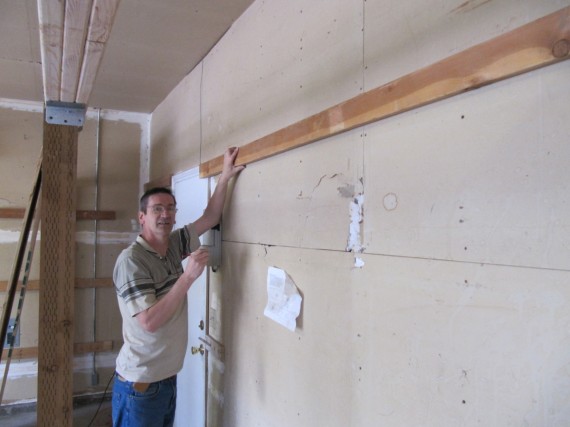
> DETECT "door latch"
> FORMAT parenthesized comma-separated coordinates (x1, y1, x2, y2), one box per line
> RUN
(191, 344, 205, 355)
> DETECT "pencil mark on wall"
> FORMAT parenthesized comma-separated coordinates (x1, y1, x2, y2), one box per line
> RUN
(263, 244, 274, 257)
(313, 173, 343, 192)
(449, 0, 492, 15)
(314, 174, 328, 191)
(459, 279, 483, 289)
(297, 173, 347, 200)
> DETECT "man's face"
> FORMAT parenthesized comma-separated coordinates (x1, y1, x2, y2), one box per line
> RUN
(139, 193, 177, 237)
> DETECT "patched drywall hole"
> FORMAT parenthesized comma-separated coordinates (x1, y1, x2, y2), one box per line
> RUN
(354, 257, 365, 268)
(347, 194, 365, 253)
(383, 193, 398, 211)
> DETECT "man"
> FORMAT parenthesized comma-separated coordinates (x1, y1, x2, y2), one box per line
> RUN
(112, 147, 245, 426)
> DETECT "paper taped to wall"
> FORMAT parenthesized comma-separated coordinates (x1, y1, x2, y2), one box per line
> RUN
(264, 267, 302, 332)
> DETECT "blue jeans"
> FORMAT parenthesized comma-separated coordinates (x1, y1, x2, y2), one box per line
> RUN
(112, 373, 177, 427)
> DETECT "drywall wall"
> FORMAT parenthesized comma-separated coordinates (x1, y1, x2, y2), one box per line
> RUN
(150, 0, 570, 426)
(0, 101, 145, 402)
(151, 68, 203, 180)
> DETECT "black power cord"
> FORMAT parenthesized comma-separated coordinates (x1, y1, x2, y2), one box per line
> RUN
(86, 372, 115, 427)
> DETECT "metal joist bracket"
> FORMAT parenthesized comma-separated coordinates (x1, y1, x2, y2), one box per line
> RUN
(45, 101, 87, 127)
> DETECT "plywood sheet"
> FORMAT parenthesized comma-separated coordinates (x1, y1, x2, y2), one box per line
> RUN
(221, 243, 570, 427)
(222, 128, 363, 252)
(200, 5, 570, 178)
(221, 242, 355, 427)
(0, 59, 44, 102)
(0, 0, 43, 103)
(200, 0, 363, 163)
(96, 119, 142, 233)
(151, 69, 202, 180)
(87, 0, 255, 113)
(362, 61, 570, 270)
(350, 252, 570, 426)
(363, 0, 570, 91)
(0, 108, 44, 207)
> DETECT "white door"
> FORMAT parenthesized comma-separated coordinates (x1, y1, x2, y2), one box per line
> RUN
(172, 167, 208, 427)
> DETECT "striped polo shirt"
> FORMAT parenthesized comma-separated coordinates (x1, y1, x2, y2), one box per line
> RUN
(114, 224, 200, 383)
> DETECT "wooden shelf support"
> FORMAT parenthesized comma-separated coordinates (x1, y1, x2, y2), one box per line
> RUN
(0, 208, 116, 220)
(0, 278, 114, 292)
(2, 340, 115, 360)
(199, 6, 570, 178)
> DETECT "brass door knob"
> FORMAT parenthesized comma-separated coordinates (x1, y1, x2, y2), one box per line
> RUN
(191, 344, 205, 355)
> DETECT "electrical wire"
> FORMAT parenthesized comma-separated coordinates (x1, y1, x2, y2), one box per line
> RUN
(86, 372, 115, 427)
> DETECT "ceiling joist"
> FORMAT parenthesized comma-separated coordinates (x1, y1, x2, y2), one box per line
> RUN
(38, 0, 120, 106)
(61, 0, 92, 102)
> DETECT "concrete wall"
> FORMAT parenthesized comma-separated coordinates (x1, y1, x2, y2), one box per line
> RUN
(0, 101, 146, 402)
(151, 1, 570, 426)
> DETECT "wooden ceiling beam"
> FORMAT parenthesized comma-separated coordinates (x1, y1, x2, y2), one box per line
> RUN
(61, 0, 93, 102)
(37, 0, 120, 106)
(76, 0, 121, 104)
(37, 0, 64, 102)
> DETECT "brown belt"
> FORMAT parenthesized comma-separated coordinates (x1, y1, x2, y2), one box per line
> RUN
(116, 373, 175, 393)
(116, 373, 150, 393)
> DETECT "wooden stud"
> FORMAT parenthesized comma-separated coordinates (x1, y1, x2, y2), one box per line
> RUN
(2, 340, 115, 360)
(0, 208, 32, 219)
(37, 123, 78, 427)
(199, 6, 570, 177)
(86, 0, 121, 43)
(61, 0, 93, 102)
(0, 278, 114, 292)
(75, 210, 116, 220)
(75, 40, 105, 104)
(74, 277, 114, 288)
(0, 208, 115, 220)
(37, 0, 65, 102)
(76, 0, 121, 104)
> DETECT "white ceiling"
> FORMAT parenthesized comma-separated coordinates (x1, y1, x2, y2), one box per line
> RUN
(0, 0, 255, 113)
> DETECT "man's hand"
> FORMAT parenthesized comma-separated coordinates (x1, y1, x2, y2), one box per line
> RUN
(136, 247, 209, 332)
(220, 147, 246, 182)
(183, 248, 209, 285)
(192, 146, 246, 237)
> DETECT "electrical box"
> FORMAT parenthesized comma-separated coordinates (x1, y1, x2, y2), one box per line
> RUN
(4, 318, 20, 348)
(201, 223, 221, 272)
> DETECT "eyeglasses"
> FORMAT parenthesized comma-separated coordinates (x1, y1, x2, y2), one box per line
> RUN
(148, 205, 178, 215)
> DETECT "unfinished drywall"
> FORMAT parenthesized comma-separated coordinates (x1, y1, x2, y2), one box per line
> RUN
(149, 0, 570, 426)
(0, 101, 145, 402)
(150, 68, 202, 180)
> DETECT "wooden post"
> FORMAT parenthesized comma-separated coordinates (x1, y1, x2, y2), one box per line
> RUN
(37, 123, 79, 427)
